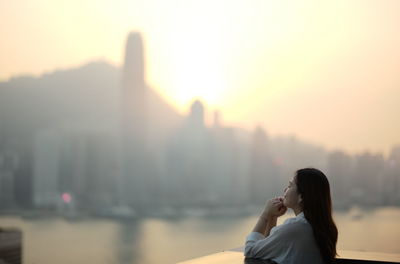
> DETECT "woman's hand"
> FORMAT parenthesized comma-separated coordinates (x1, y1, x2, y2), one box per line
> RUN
(261, 197, 287, 219)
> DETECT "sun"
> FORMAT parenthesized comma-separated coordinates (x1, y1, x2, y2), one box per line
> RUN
(169, 46, 227, 110)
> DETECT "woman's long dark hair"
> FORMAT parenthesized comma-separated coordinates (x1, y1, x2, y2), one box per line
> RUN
(295, 168, 338, 264)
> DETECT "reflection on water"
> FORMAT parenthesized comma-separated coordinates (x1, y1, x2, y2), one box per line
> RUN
(1, 207, 400, 264)
(115, 223, 141, 264)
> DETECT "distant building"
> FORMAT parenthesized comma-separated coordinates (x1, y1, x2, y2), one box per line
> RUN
(33, 129, 61, 209)
(353, 151, 384, 206)
(0, 151, 18, 209)
(249, 126, 279, 203)
(209, 111, 249, 205)
(327, 150, 354, 209)
(382, 145, 400, 205)
(120, 32, 183, 208)
(165, 100, 213, 206)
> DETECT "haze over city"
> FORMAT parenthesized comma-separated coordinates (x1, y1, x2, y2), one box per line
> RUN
(1, 0, 399, 156)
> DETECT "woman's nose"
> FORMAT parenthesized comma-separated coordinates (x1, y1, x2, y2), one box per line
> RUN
(283, 187, 288, 193)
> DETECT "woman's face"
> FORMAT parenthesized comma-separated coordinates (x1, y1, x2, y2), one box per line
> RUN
(283, 176, 302, 209)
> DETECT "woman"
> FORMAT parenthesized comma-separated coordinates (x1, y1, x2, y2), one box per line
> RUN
(244, 168, 338, 264)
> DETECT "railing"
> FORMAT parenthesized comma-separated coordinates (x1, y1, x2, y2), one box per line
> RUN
(178, 247, 400, 264)
(0, 228, 22, 264)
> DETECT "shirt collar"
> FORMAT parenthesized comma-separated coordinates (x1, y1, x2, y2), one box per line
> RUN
(296, 211, 305, 218)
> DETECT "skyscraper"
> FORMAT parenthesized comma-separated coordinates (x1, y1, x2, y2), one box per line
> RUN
(120, 32, 150, 207)
(122, 32, 147, 142)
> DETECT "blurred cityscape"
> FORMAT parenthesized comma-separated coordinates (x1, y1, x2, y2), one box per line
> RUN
(0, 32, 399, 218)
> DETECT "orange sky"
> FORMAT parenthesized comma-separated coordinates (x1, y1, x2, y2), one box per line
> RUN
(1, 0, 399, 156)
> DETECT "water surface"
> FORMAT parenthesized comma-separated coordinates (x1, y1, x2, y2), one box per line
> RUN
(1, 206, 399, 264)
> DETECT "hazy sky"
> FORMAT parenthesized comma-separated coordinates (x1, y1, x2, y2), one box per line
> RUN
(1, 0, 399, 156)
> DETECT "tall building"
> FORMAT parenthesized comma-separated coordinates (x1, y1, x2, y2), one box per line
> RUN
(33, 129, 60, 209)
(249, 126, 279, 203)
(382, 145, 400, 205)
(0, 151, 18, 209)
(353, 151, 384, 206)
(209, 111, 248, 205)
(327, 150, 354, 209)
(120, 32, 151, 207)
(122, 32, 147, 142)
(165, 100, 213, 205)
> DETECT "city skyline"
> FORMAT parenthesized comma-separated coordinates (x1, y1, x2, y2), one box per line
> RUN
(1, 1, 400, 156)
(1, 54, 398, 160)
(1, 31, 399, 212)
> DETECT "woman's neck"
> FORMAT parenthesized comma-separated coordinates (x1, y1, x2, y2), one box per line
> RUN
(293, 207, 303, 216)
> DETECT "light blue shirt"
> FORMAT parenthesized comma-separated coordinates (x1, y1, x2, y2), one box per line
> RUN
(244, 212, 324, 264)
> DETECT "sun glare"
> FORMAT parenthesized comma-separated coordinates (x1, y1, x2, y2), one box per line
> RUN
(169, 45, 226, 109)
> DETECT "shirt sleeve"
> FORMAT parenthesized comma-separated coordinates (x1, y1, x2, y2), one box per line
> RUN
(244, 224, 293, 259)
